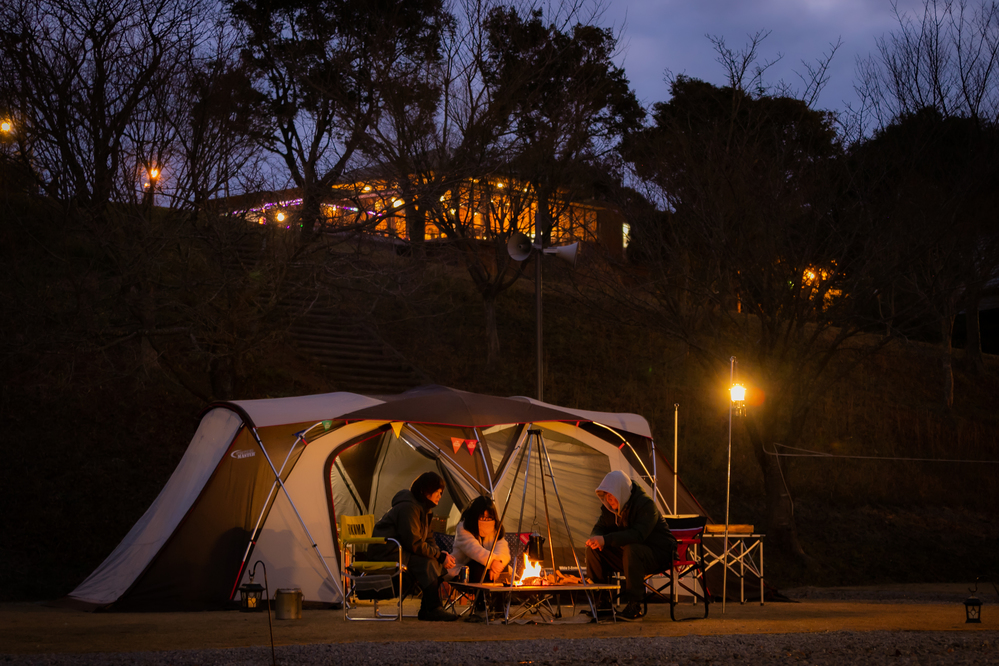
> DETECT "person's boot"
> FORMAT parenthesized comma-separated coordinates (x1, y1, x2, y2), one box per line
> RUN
(617, 600, 645, 621)
(417, 587, 457, 622)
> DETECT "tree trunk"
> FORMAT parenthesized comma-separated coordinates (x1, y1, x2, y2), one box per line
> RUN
(941, 311, 956, 408)
(746, 406, 807, 560)
(209, 355, 235, 400)
(964, 287, 985, 375)
(298, 186, 323, 244)
(483, 296, 501, 367)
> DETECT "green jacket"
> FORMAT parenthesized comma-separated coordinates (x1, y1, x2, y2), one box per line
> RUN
(590, 482, 676, 557)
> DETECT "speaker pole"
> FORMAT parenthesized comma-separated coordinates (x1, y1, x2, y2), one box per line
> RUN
(536, 241, 543, 402)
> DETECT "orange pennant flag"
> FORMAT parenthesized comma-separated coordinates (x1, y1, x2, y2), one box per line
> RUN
(451, 437, 464, 454)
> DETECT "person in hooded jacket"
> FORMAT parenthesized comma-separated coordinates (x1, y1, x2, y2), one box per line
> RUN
(367, 471, 457, 621)
(584, 470, 676, 621)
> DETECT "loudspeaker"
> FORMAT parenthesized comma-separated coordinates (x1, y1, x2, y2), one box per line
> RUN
(543, 242, 579, 268)
(507, 231, 533, 261)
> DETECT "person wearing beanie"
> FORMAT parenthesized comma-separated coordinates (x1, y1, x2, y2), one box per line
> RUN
(584, 470, 676, 621)
(367, 471, 458, 621)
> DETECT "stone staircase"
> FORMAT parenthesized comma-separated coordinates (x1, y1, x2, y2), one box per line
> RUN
(284, 299, 430, 395)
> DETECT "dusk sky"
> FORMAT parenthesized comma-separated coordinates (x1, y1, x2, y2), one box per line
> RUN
(600, 0, 926, 114)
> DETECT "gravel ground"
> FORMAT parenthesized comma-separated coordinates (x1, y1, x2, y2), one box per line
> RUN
(4, 632, 997, 666)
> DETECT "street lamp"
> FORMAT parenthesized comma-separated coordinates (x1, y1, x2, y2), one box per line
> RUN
(143, 166, 160, 208)
(722, 356, 743, 612)
(0, 120, 11, 133)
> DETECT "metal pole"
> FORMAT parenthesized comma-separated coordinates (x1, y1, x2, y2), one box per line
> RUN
(534, 431, 558, 572)
(536, 431, 586, 580)
(723, 356, 735, 613)
(516, 432, 534, 536)
(535, 247, 543, 402)
(673, 403, 679, 515)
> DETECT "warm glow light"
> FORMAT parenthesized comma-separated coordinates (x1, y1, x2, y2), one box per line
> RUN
(392, 198, 403, 208)
(258, 216, 266, 225)
(149, 168, 160, 179)
(1, 121, 11, 132)
(276, 211, 286, 222)
(730, 384, 746, 402)
(514, 554, 543, 586)
(363, 185, 372, 192)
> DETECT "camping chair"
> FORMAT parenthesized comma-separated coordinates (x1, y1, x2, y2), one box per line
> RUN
(643, 515, 710, 621)
(340, 515, 405, 621)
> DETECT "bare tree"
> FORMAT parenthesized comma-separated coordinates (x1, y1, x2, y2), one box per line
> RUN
(226, 0, 451, 242)
(362, 0, 641, 365)
(605, 35, 909, 558)
(853, 0, 999, 383)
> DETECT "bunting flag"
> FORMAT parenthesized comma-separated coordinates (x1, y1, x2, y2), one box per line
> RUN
(451, 437, 464, 454)
(465, 439, 477, 455)
(390, 422, 404, 438)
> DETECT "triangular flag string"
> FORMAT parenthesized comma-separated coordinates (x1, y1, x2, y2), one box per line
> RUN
(451, 437, 464, 454)
(465, 439, 477, 455)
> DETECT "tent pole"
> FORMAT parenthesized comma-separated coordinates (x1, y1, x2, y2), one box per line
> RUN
(473, 428, 495, 496)
(674, 403, 679, 515)
(246, 424, 344, 598)
(231, 434, 305, 601)
(405, 426, 490, 496)
(593, 423, 668, 516)
(536, 430, 586, 581)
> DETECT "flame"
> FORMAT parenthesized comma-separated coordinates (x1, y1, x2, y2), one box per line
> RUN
(514, 554, 543, 586)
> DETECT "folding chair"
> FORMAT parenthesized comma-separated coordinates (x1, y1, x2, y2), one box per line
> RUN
(340, 515, 405, 621)
(643, 515, 710, 621)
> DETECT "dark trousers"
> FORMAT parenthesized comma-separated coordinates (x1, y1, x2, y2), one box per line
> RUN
(405, 553, 444, 610)
(585, 542, 668, 603)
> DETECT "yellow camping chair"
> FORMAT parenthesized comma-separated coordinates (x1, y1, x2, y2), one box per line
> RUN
(339, 515, 405, 621)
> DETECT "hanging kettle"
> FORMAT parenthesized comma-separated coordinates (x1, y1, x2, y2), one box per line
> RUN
(527, 533, 545, 562)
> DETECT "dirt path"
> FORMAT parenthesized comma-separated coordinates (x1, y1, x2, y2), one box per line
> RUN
(1, 585, 994, 655)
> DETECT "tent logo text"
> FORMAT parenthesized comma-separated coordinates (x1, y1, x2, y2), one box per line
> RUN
(231, 450, 256, 460)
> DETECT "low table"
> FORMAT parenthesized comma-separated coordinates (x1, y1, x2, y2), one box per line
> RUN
(701, 525, 765, 605)
(449, 582, 619, 624)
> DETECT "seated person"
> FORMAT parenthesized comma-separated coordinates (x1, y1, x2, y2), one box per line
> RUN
(449, 495, 511, 585)
(366, 471, 458, 622)
(585, 470, 676, 622)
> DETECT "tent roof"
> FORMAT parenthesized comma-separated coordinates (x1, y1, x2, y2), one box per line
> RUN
(224, 385, 652, 438)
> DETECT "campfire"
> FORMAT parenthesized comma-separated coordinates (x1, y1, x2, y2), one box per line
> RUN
(513, 554, 546, 586)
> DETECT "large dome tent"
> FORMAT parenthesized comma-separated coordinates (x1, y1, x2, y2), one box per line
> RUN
(67, 386, 709, 611)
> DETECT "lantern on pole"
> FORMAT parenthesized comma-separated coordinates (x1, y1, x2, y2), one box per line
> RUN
(722, 357, 746, 612)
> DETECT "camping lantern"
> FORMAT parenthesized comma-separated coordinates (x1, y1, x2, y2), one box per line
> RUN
(239, 581, 265, 612)
(730, 383, 746, 417)
(964, 595, 983, 623)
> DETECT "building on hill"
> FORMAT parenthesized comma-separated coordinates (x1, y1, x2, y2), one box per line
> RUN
(226, 175, 630, 259)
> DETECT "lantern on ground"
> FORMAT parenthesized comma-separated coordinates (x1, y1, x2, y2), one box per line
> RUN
(239, 580, 265, 612)
(964, 594, 982, 623)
